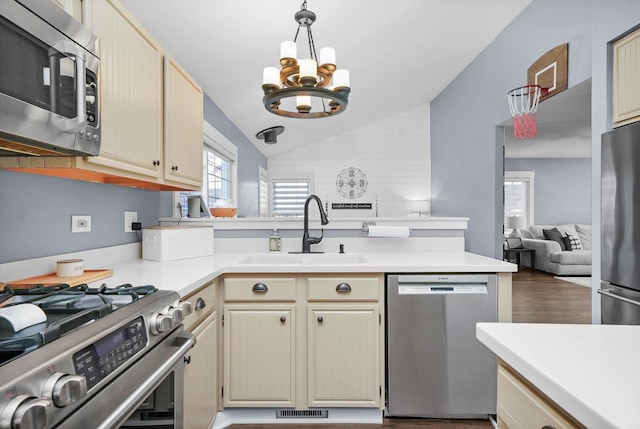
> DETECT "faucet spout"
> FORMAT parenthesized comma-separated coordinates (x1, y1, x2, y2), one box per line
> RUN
(301, 194, 329, 253)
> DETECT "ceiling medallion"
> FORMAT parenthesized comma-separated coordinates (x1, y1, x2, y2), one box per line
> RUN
(261, 0, 350, 119)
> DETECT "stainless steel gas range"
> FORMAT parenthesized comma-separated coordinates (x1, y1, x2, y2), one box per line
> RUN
(0, 283, 194, 429)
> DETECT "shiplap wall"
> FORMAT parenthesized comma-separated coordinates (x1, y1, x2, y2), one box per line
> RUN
(267, 104, 430, 218)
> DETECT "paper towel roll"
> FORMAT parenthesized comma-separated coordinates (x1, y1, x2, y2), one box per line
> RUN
(0, 303, 47, 332)
(367, 225, 411, 238)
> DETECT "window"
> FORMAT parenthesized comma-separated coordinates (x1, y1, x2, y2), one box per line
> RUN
(271, 179, 310, 218)
(258, 166, 269, 218)
(175, 121, 237, 217)
(504, 171, 534, 228)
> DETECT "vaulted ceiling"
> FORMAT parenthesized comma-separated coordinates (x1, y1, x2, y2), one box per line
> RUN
(120, 0, 533, 157)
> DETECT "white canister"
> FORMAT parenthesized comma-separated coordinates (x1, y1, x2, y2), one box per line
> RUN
(56, 259, 85, 277)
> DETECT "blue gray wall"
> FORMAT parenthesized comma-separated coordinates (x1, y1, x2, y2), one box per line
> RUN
(204, 95, 267, 217)
(0, 169, 168, 263)
(431, 0, 594, 258)
(505, 158, 591, 225)
(3, 94, 265, 264)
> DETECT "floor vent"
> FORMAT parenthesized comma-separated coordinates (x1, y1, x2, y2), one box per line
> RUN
(276, 409, 329, 419)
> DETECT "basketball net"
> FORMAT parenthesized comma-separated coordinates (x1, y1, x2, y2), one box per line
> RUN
(507, 85, 542, 139)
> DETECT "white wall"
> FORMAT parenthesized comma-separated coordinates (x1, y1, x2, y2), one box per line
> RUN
(267, 104, 430, 218)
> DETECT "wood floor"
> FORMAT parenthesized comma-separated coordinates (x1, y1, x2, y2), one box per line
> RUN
(230, 270, 592, 429)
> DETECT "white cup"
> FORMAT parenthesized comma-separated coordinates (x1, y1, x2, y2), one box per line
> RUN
(56, 259, 85, 277)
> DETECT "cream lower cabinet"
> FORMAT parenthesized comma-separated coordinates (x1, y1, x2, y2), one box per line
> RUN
(222, 274, 384, 410)
(223, 305, 296, 406)
(223, 277, 297, 407)
(497, 361, 585, 429)
(307, 305, 380, 407)
(184, 311, 217, 429)
(183, 281, 219, 428)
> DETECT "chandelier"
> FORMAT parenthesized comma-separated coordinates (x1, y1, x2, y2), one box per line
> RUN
(261, 1, 350, 118)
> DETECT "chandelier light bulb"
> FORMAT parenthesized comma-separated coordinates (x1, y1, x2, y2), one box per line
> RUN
(299, 59, 317, 79)
(263, 67, 280, 86)
(280, 41, 296, 60)
(319, 47, 335, 67)
(296, 95, 311, 113)
(333, 69, 350, 89)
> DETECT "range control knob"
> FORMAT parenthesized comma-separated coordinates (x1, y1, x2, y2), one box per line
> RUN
(163, 305, 183, 325)
(172, 300, 193, 317)
(42, 373, 87, 408)
(0, 395, 54, 429)
(150, 313, 173, 335)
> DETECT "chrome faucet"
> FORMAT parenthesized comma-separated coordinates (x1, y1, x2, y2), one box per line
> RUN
(301, 194, 329, 253)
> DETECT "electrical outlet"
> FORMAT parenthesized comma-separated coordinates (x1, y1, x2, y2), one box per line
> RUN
(124, 211, 138, 232)
(71, 215, 91, 233)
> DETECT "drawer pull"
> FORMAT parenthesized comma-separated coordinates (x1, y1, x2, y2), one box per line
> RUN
(280, 316, 286, 323)
(317, 316, 324, 323)
(252, 283, 268, 293)
(541, 427, 557, 429)
(336, 283, 352, 293)
(195, 297, 206, 310)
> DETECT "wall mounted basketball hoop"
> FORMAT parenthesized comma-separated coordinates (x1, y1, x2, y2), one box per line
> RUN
(507, 85, 548, 139)
(508, 43, 568, 139)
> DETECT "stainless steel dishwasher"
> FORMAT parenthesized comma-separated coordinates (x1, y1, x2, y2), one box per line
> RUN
(386, 274, 498, 418)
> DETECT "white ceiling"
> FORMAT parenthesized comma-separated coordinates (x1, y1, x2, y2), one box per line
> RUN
(119, 0, 533, 158)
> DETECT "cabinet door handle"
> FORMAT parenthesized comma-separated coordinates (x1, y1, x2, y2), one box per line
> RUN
(336, 283, 352, 293)
(280, 316, 286, 323)
(317, 316, 324, 323)
(541, 427, 557, 429)
(171, 165, 179, 171)
(195, 297, 206, 311)
(184, 355, 191, 365)
(252, 283, 268, 293)
(152, 160, 160, 166)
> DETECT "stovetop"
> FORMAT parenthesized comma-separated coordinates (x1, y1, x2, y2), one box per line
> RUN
(0, 282, 159, 366)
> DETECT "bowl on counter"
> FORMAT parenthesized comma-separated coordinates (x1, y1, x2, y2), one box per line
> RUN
(209, 207, 237, 217)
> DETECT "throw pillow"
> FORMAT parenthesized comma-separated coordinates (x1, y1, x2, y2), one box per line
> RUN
(519, 229, 533, 238)
(575, 224, 592, 250)
(563, 233, 583, 251)
(543, 227, 567, 251)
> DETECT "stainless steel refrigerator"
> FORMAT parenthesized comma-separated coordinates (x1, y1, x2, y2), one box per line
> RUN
(600, 121, 640, 324)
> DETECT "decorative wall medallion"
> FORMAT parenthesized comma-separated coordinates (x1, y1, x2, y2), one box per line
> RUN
(336, 167, 368, 199)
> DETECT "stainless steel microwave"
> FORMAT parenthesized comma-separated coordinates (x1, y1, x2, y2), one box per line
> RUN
(0, 0, 100, 156)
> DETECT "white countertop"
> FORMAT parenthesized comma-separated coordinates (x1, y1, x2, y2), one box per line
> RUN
(92, 251, 515, 297)
(477, 322, 640, 429)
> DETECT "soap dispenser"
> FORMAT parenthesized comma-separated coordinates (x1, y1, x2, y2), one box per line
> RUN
(269, 228, 281, 252)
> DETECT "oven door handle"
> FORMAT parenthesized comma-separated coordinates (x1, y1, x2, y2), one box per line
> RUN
(598, 288, 640, 307)
(97, 331, 195, 429)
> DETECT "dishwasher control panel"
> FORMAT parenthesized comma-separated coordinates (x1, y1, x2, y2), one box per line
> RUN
(398, 284, 487, 295)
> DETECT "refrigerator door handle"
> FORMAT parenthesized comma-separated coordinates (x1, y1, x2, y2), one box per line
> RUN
(598, 289, 640, 307)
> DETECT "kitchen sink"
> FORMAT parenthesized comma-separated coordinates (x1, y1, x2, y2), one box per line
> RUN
(238, 253, 368, 265)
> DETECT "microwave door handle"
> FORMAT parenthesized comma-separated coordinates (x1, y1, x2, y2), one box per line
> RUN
(51, 41, 87, 133)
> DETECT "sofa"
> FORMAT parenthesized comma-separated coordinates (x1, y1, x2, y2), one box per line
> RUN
(510, 223, 592, 276)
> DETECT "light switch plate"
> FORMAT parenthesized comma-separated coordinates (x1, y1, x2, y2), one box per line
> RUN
(71, 215, 91, 233)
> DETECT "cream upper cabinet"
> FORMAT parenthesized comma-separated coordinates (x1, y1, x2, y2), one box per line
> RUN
(1, 0, 203, 191)
(307, 305, 380, 407)
(163, 55, 203, 188)
(84, 0, 164, 179)
(223, 305, 296, 407)
(184, 311, 217, 429)
(613, 28, 640, 126)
